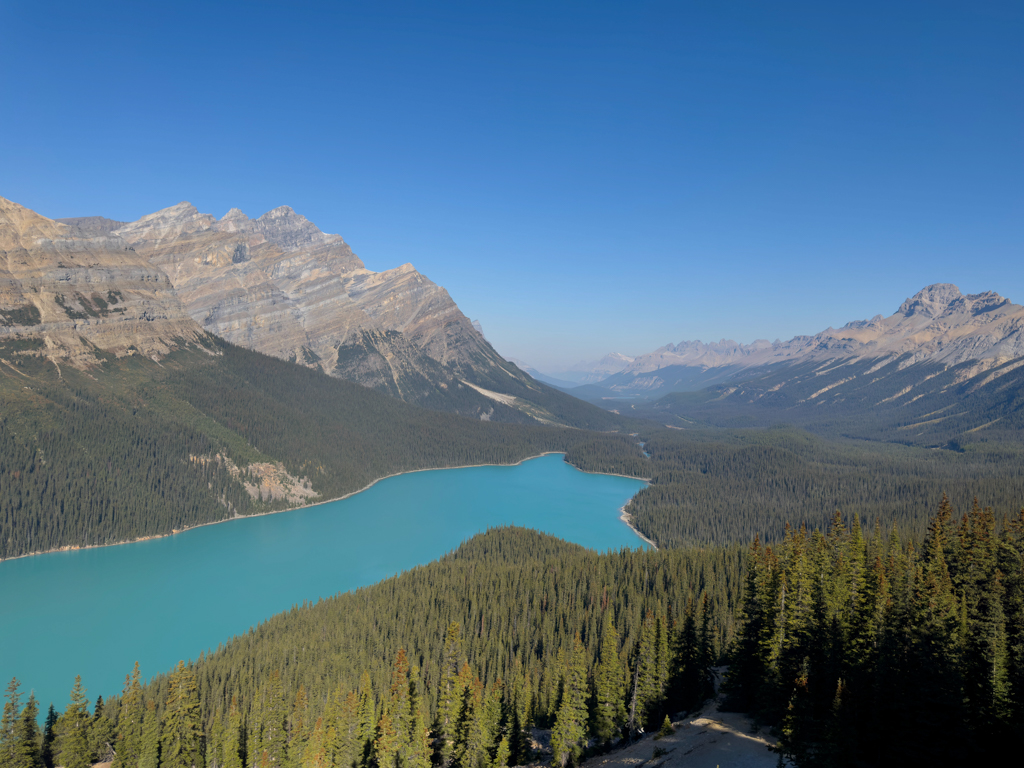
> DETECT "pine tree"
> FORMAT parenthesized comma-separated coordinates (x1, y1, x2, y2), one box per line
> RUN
(161, 662, 205, 768)
(436, 623, 466, 767)
(261, 672, 287, 768)
(550, 635, 588, 768)
(222, 697, 243, 768)
(139, 700, 161, 768)
(592, 620, 625, 745)
(113, 663, 145, 768)
(40, 705, 58, 768)
(1, 678, 22, 767)
(14, 694, 42, 768)
(55, 677, 92, 768)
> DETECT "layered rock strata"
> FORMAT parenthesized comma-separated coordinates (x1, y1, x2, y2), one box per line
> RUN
(0, 196, 206, 366)
(112, 202, 507, 385)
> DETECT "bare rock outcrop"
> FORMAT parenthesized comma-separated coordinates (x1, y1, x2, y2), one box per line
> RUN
(0, 196, 207, 367)
(112, 201, 508, 392)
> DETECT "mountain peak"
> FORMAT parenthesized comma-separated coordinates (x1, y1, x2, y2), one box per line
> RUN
(898, 283, 963, 317)
(259, 205, 298, 219)
(113, 202, 216, 243)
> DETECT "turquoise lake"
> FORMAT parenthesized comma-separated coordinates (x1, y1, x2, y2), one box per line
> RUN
(0, 454, 645, 713)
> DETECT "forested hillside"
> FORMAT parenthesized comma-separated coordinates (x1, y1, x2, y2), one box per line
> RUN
(5, 528, 742, 768)
(567, 427, 1024, 549)
(10, 499, 1023, 768)
(633, 353, 1024, 449)
(0, 338, 630, 560)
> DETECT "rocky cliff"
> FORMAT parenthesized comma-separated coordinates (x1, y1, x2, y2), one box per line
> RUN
(111, 202, 514, 386)
(0, 197, 206, 367)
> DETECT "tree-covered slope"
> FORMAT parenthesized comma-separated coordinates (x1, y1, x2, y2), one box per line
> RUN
(0, 337, 632, 560)
(632, 353, 1024, 448)
(14, 528, 741, 768)
(567, 426, 1024, 549)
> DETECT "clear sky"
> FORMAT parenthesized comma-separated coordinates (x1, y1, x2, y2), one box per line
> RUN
(2, 1, 1021, 372)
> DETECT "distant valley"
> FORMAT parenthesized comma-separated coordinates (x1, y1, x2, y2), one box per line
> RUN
(546, 284, 1024, 448)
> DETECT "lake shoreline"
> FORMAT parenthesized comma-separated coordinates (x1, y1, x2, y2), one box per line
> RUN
(1, 452, 651, 562)
(619, 506, 658, 549)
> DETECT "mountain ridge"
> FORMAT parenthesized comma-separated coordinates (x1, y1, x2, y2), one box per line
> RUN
(588, 283, 1024, 397)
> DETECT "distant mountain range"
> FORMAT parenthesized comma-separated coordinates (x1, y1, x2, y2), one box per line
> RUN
(572, 284, 1024, 446)
(575, 284, 1024, 395)
(515, 352, 635, 387)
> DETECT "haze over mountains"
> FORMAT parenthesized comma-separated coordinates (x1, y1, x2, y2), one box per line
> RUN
(554, 283, 1024, 448)
(573, 283, 1024, 397)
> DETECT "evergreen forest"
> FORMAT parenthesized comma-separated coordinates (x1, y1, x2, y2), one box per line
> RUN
(0, 338, 635, 560)
(5, 502, 1024, 768)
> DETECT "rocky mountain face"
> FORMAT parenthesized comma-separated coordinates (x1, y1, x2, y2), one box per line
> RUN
(0, 195, 611, 427)
(591, 284, 1024, 397)
(107, 202, 524, 398)
(0, 197, 206, 367)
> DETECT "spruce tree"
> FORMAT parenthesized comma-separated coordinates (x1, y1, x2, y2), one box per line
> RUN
(222, 697, 243, 768)
(453, 675, 484, 768)
(261, 672, 287, 768)
(286, 686, 309, 768)
(592, 621, 625, 745)
(1, 678, 21, 767)
(356, 672, 375, 767)
(436, 623, 466, 767)
(113, 663, 145, 768)
(161, 662, 204, 768)
(550, 635, 588, 768)
(300, 718, 328, 768)
(14, 694, 42, 768)
(491, 737, 509, 768)
(631, 611, 663, 729)
(40, 705, 58, 768)
(90, 697, 116, 763)
(139, 699, 161, 768)
(373, 650, 412, 768)
(55, 677, 92, 768)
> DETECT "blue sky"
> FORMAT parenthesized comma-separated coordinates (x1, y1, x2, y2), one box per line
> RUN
(2, 1, 1020, 371)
